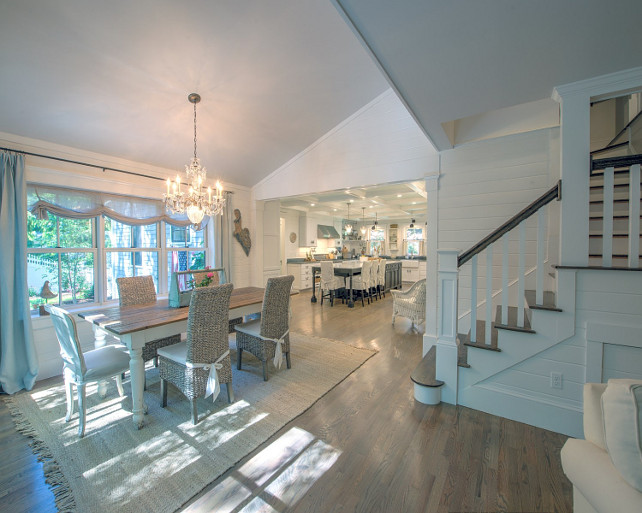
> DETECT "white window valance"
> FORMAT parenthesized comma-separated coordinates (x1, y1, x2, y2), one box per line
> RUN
(27, 184, 207, 227)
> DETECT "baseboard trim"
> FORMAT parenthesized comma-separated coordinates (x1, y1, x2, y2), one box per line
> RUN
(459, 382, 583, 437)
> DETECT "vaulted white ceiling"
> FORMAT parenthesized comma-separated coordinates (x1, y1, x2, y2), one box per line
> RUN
(335, 0, 642, 150)
(0, 1, 388, 187)
(1, 1, 642, 192)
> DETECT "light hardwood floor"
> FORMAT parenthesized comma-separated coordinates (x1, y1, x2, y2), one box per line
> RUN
(0, 287, 573, 513)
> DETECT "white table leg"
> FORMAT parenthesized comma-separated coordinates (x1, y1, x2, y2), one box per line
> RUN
(128, 345, 146, 429)
(92, 325, 109, 399)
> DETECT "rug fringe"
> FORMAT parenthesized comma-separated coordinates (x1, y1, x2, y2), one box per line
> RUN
(5, 395, 77, 512)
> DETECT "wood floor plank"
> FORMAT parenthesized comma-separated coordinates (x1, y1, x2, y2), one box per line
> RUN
(0, 290, 573, 513)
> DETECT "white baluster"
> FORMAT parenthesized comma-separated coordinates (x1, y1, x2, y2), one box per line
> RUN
(602, 166, 614, 267)
(518, 221, 526, 327)
(501, 233, 508, 325)
(536, 208, 545, 305)
(470, 255, 477, 343)
(485, 245, 493, 345)
(629, 164, 640, 268)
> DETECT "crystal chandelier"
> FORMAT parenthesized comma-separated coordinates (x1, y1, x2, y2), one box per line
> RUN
(163, 93, 225, 226)
(344, 202, 352, 235)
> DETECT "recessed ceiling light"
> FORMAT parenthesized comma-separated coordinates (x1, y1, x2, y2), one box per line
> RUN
(412, 202, 417, 205)
(397, 194, 402, 198)
(310, 203, 315, 207)
(369, 205, 373, 208)
(333, 208, 337, 212)
(349, 199, 354, 203)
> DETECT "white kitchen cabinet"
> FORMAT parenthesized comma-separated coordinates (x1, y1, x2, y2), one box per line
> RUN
(287, 263, 315, 290)
(298, 215, 318, 247)
(402, 259, 420, 282)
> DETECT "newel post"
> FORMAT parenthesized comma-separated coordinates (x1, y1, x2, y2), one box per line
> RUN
(436, 249, 459, 404)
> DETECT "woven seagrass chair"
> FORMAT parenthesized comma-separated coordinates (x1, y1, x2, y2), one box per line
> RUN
(320, 261, 343, 306)
(189, 268, 242, 333)
(50, 305, 130, 438)
(391, 278, 426, 328)
(158, 283, 234, 425)
(235, 275, 295, 381)
(116, 276, 181, 367)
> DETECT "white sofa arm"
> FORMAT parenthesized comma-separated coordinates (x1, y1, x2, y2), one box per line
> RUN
(583, 382, 608, 449)
(561, 439, 642, 513)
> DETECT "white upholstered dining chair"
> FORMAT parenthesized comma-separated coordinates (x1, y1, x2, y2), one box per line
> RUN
(319, 261, 343, 306)
(351, 260, 374, 306)
(50, 305, 131, 438)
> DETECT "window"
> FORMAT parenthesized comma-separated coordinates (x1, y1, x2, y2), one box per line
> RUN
(27, 210, 208, 312)
(166, 224, 206, 290)
(405, 227, 424, 257)
(368, 228, 385, 255)
(27, 213, 96, 311)
(105, 219, 160, 301)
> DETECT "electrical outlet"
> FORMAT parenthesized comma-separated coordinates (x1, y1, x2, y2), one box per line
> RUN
(550, 372, 563, 389)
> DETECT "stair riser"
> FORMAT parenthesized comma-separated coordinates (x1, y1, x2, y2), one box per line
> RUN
(589, 237, 642, 254)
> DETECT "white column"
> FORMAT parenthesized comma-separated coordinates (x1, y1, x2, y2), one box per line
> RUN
(602, 167, 614, 267)
(554, 91, 590, 267)
(629, 164, 640, 268)
(423, 174, 439, 355)
(436, 249, 459, 404)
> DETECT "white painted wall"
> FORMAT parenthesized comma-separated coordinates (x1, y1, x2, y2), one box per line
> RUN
(253, 89, 439, 201)
(445, 98, 559, 147)
(467, 268, 642, 437)
(435, 127, 560, 328)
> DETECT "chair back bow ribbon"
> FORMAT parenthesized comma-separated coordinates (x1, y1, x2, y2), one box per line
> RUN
(187, 350, 230, 402)
(257, 330, 289, 369)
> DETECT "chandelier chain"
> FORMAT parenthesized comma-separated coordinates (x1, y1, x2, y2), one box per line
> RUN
(193, 101, 198, 160)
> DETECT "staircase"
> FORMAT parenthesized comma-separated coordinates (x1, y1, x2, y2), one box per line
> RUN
(427, 154, 642, 437)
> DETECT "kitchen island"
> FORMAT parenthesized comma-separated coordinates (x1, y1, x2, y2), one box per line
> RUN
(310, 260, 402, 307)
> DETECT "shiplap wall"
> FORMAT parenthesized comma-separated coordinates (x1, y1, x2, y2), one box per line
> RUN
(437, 127, 560, 325)
(480, 269, 642, 436)
(253, 89, 439, 202)
(2, 132, 251, 380)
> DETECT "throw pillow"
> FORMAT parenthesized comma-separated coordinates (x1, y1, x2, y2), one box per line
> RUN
(602, 379, 642, 492)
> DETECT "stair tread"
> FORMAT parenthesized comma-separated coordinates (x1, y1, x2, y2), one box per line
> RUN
(494, 305, 535, 333)
(410, 346, 444, 387)
(524, 289, 562, 312)
(460, 321, 500, 351)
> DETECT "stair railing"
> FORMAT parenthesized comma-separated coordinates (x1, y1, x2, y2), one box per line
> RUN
(590, 155, 641, 268)
(435, 181, 562, 403)
(460, 181, 561, 341)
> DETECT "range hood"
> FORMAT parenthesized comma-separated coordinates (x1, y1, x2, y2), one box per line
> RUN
(317, 225, 340, 239)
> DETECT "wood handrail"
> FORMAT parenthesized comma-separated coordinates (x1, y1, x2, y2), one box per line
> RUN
(457, 181, 561, 268)
(591, 154, 642, 172)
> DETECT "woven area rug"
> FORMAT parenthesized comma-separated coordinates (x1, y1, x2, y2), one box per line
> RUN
(6, 332, 376, 513)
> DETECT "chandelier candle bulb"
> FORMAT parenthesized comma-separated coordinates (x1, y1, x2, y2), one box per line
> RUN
(208, 187, 212, 203)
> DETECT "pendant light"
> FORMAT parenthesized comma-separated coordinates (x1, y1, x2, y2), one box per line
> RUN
(371, 212, 378, 230)
(409, 218, 415, 228)
(344, 203, 352, 235)
(360, 207, 367, 235)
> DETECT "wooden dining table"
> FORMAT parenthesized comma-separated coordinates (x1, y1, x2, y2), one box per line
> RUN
(78, 286, 273, 429)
